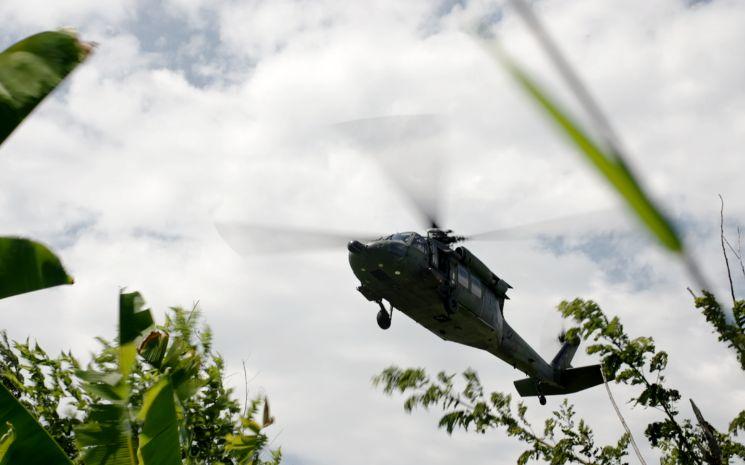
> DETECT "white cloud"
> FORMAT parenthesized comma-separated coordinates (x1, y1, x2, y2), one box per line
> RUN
(0, 1, 744, 464)
(0, 0, 135, 33)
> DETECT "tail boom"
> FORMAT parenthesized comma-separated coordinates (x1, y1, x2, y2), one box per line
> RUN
(512, 338, 609, 398)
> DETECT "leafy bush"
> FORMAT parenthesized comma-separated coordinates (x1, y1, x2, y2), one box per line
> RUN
(0, 292, 281, 465)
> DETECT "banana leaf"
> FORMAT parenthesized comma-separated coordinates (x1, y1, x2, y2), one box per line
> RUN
(0, 383, 72, 465)
(74, 404, 136, 465)
(0, 30, 92, 145)
(0, 237, 73, 300)
(119, 291, 154, 378)
(136, 379, 181, 465)
(0, 424, 14, 460)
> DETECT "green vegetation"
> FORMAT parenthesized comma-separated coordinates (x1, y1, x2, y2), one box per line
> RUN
(689, 291, 745, 371)
(0, 30, 87, 301)
(0, 30, 92, 144)
(0, 237, 74, 300)
(0, 293, 280, 464)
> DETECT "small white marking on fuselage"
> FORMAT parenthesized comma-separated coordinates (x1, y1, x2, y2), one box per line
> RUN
(378, 263, 384, 267)
(394, 270, 401, 275)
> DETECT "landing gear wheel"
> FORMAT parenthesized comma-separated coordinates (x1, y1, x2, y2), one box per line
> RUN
(376, 309, 391, 330)
(539, 395, 546, 406)
(376, 300, 393, 330)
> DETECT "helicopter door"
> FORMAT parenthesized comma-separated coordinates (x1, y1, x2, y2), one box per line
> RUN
(484, 291, 504, 341)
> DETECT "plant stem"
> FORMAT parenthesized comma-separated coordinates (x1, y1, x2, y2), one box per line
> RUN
(719, 194, 737, 304)
(601, 363, 647, 465)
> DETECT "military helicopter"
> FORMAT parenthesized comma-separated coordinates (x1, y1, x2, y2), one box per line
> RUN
(217, 116, 608, 405)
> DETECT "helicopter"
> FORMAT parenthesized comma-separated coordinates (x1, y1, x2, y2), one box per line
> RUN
(217, 115, 609, 405)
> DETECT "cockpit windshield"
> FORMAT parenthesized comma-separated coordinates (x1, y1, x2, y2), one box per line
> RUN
(383, 232, 419, 243)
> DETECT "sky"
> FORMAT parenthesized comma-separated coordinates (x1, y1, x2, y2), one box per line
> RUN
(1, 0, 744, 463)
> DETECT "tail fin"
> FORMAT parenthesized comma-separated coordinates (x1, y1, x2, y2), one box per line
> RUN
(551, 339, 579, 370)
(514, 364, 607, 397)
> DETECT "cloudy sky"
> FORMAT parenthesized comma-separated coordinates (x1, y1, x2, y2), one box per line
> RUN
(1, 0, 744, 463)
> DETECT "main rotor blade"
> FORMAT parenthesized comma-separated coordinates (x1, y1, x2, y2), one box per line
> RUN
(332, 115, 447, 230)
(462, 209, 629, 242)
(216, 222, 381, 255)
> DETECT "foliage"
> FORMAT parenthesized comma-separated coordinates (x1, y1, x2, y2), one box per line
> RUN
(375, 299, 745, 464)
(0, 332, 86, 458)
(0, 30, 92, 144)
(0, 237, 73, 300)
(0, 30, 91, 302)
(688, 291, 745, 371)
(374, 367, 629, 465)
(560, 299, 709, 464)
(0, 293, 281, 465)
(0, 424, 14, 460)
(0, 31, 84, 301)
(0, 381, 72, 464)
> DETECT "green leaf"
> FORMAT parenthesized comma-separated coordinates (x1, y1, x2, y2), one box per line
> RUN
(74, 404, 136, 465)
(0, 30, 92, 145)
(0, 423, 14, 460)
(76, 369, 127, 402)
(495, 51, 683, 253)
(138, 331, 169, 369)
(0, 237, 73, 300)
(119, 291, 154, 378)
(0, 383, 72, 465)
(517, 450, 532, 465)
(136, 378, 181, 465)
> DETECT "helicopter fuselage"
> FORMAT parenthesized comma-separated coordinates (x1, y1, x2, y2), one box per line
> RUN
(347, 231, 556, 384)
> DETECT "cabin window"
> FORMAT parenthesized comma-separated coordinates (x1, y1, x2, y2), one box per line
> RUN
(458, 266, 469, 288)
(471, 278, 482, 298)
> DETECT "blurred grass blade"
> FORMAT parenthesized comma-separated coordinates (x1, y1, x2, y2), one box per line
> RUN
(136, 378, 182, 465)
(0, 30, 93, 145)
(493, 50, 682, 253)
(74, 404, 136, 465)
(0, 384, 73, 465)
(0, 237, 74, 300)
(119, 291, 154, 378)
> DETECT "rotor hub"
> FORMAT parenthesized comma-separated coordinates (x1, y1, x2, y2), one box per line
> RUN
(426, 228, 464, 245)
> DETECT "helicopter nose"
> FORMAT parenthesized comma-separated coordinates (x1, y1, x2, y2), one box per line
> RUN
(347, 240, 367, 254)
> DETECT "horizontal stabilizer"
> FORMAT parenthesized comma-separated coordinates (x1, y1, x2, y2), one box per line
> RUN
(514, 364, 608, 397)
